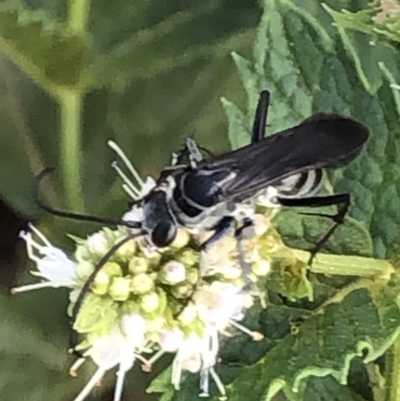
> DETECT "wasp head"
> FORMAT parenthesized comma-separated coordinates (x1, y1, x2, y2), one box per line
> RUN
(142, 177, 178, 248)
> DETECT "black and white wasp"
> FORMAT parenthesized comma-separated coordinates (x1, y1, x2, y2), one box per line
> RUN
(36, 90, 369, 329)
(133, 90, 368, 255)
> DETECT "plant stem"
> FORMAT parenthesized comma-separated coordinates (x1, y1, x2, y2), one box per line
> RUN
(60, 89, 84, 211)
(57, 0, 91, 210)
(385, 334, 400, 401)
(68, 0, 91, 33)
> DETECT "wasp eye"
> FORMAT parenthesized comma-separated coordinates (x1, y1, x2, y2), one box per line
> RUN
(151, 220, 177, 247)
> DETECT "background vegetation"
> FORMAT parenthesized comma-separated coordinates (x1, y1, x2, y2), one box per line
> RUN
(2, 0, 400, 400)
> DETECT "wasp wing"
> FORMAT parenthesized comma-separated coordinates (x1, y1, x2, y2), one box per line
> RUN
(183, 114, 369, 204)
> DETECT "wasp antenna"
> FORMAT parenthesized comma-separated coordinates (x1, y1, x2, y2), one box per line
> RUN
(35, 168, 141, 229)
(71, 232, 145, 327)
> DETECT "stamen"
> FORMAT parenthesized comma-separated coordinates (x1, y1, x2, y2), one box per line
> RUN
(122, 184, 139, 200)
(209, 368, 227, 400)
(171, 359, 182, 390)
(72, 367, 105, 401)
(11, 281, 70, 293)
(114, 366, 126, 401)
(108, 141, 145, 187)
(209, 330, 219, 361)
(134, 353, 150, 365)
(111, 161, 141, 197)
(142, 349, 165, 371)
(199, 368, 210, 397)
(70, 358, 86, 376)
(229, 319, 264, 341)
(28, 224, 52, 246)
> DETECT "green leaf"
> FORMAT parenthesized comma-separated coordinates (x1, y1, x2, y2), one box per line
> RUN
(275, 211, 374, 257)
(0, 1, 91, 94)
(218, 278, 400, 401)
(147, 366, 175, 401)
(221, 97, 249, 149)
(325, 4, 400, 45)
(303, 375, 367, 401)
(226, 0, 400, 258)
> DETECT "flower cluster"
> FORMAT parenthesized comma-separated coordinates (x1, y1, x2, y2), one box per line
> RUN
(15, 220, 271, 401)
(13, 142, 286, 401)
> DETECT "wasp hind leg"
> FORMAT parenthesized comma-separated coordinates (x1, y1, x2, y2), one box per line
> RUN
(251, 90, 270, 144)
(234, 219, 255, 290)
(277, 193, 351, 265)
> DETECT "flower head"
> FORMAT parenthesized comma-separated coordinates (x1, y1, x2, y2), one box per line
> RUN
(14, 142, 280, 401)
(12, 224, 77, 293)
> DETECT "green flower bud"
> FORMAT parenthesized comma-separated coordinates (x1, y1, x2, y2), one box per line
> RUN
(92, 271, 110, 295)
(169, 228, 190, 249)
(102, 227, 119, 242)
(87, 232, 109, 255)
(102, 262, 123, 277)
(186, 268, 199, 285)
(146, 316, 165, 332)
(129, 256, 149, 274)
(171, 283, 193, 299)
(115, 238, 137, 260)
(73, 295, 118, 333)
(75, 246, 92, 263)
(130, 273, 154, 294)
(140, 292, 160, 313)
(177, 250, 198, 266)
(120, 300, 140, 316)
(109, 277, 131, 301)
(178, 304, 197, 325)
(76, 260, 94, 280)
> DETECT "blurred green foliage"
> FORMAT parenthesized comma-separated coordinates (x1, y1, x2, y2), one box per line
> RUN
(0, 0, 260, 218)
(3, 0, 400, 401)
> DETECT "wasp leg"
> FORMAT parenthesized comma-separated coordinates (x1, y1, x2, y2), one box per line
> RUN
(186, 138, 204, 167)
(234, 219, 255, 289)
(200, 216, 236, 251)
(251, 90, 270, 143)
(277, 193, 350, 265)
(70, 232, 145, 352)
(198, 217, 236, 274)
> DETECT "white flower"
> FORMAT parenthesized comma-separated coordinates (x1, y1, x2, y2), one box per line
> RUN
(121, 313, 146, 343)
(12, 224, 77, 293)
(163, 261, 186, 284)
(194, 282, 247, 330)
(160, 328, 184, 352)
(72, 316, 147, 401)
(87, 232, 108, 254)
(172, 330, 226, 399)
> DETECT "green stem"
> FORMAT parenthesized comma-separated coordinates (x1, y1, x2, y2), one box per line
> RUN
(385, 334, 400, 401)
(57, 0, 91, 210)
(60, 90, 84, 210)
(68, 0, 91, 33)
